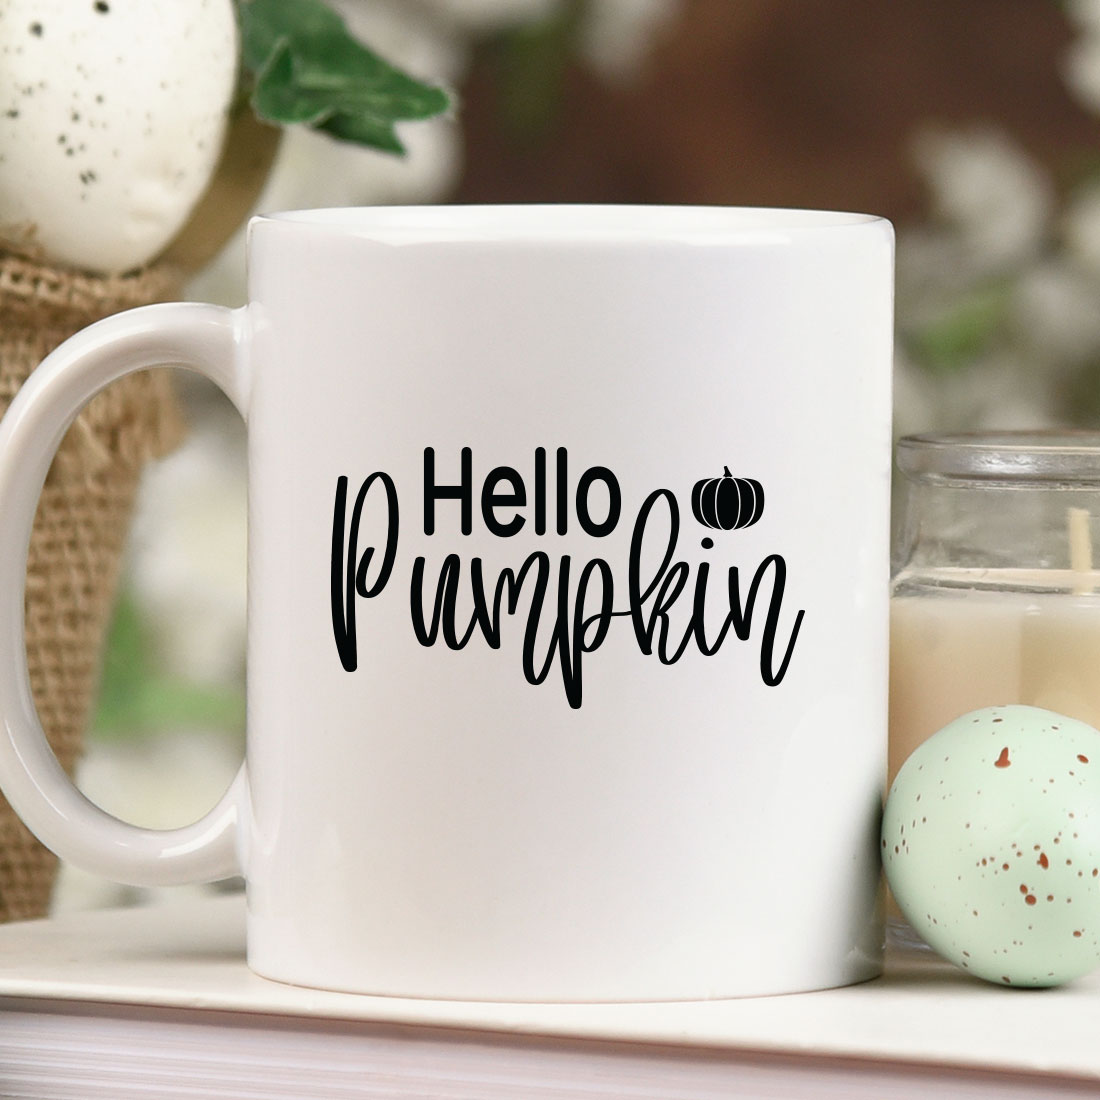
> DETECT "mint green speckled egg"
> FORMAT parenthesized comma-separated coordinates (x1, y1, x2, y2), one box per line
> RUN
(883, 705, 1100, 987)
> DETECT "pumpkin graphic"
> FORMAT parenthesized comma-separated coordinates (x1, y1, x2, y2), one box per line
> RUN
(691, 466, 764, 530)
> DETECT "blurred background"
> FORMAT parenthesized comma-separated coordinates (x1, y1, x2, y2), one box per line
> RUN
(56, 0, 1100, 909)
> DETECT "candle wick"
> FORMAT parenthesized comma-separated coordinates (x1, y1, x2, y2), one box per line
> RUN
(1068, 506, 1093, 594)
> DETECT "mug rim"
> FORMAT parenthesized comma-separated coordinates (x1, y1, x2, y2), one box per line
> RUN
(249, 204, 889, 243)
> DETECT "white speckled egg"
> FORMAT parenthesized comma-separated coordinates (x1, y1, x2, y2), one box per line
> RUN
(0, 0, 237, 274)
(884, 705, 1100, 987)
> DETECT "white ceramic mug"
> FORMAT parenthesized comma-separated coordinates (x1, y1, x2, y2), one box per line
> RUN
(0, 206, 893, 1001)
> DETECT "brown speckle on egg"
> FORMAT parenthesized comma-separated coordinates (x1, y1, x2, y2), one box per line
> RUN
(885, 705, 1100, 987)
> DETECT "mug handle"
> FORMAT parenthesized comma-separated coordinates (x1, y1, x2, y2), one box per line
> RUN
(0, 301, 248, 886)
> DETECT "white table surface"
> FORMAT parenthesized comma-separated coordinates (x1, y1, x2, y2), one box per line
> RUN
(0, 895, 1096, 1080)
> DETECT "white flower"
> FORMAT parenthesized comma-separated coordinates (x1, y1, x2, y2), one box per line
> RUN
(247, 120, 461, 220)
(579, 0, 680, 81)
(911, 128, 1052, 275)
(892, 348, 940, 440)
(1064, 0, 1100, 32)
(331, 0, 468, 84)
(930, 354, 1059, 433)
(1062, 0, 1100, 112)
(413, 0, 562, 33)
(1064, 34, 1100, 112)
(896, 225, 985, 320)
(126, 411, 247, 687)
(1012, 259, 1100, 365)
(1063, 185, 1100, 275)
(895, 317, 1064, 437)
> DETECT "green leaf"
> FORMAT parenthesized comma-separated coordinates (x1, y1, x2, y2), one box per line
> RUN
(493, 0, 585, 140)
(1060, 356, 1100, 426)
(237, 0, 451, 155)
(92, 592, 245, 743)
(238, 0, 346, 73)
(902, 281, 1013, 376)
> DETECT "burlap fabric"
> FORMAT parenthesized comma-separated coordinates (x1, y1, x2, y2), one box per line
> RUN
(0, 252, 185, 921)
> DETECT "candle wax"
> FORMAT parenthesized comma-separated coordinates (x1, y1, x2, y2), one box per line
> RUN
(889, 584, 1100, 788)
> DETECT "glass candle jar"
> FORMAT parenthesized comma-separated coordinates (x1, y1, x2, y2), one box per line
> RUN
(889, 431, 1100, 787)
